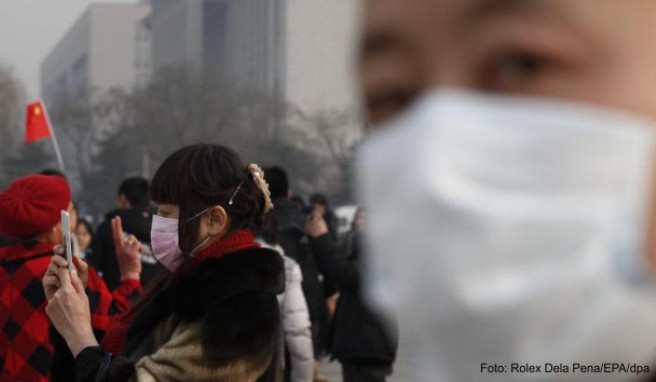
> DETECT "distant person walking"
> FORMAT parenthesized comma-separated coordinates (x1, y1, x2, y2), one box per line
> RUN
(89, 177, 161, 290)
(306, 208, 398, 382)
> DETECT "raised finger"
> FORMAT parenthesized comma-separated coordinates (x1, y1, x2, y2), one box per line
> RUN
(111, 217, 125, 249)
(127, 235, 139, 248)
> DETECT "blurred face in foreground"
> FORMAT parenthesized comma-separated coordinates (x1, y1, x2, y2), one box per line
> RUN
(360, 0, 656, 267)
(361, 0, 656, 125)
(357, 2, 656, 379)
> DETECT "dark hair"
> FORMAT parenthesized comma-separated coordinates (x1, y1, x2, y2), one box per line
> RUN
(39, 168, 66, 179)
(118, 177, 150, 211)
(76, 218, 94, 240)
(290, 195, 305, 210)
(309, 193, 329, 207)
(264, 166, 289, 201)
(150, 144, 267, 255)
(257, 217, 279, 246)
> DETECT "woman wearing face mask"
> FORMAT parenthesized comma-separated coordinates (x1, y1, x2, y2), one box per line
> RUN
(44, 144, 285, 381)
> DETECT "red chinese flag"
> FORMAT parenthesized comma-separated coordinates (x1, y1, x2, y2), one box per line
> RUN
(25, 101, 51, 143)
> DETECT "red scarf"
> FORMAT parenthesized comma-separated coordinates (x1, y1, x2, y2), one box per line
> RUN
(101, 230, 259, 354)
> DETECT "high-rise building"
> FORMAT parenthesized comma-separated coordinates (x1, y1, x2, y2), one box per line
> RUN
(150, 0, 361, 114)
(150, 0, 229, 72)
(40, 2, 151, 194)
(41, 2, 152, 104)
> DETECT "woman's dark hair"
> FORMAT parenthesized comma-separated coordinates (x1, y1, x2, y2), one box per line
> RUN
(150, 144, 268, 254)
(257, 216, 279, 246)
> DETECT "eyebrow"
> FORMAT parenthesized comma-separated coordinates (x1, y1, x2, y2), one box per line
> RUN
(465, 0, 543, 21)
(360, 28, 405, 61)
(361, 0, 544, 61)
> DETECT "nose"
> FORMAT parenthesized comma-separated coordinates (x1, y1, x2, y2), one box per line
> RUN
(424, 51, 478, 92)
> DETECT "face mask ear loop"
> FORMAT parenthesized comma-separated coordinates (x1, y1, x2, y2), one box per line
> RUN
(185, 207, 210, 224)
(188, 235, 212, 258)
(183, 181, 243, 257)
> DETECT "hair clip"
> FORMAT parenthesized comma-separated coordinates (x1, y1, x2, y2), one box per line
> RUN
(228, 182, 243, 206)
(248, 163, 274, 214)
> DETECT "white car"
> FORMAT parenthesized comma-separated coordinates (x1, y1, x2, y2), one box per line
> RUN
(335, 205, 358, 236)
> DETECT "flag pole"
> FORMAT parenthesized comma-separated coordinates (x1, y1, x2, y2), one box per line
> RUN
(40, 100, 65, 172)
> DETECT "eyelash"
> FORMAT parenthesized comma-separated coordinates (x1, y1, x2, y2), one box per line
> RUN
(367, 87, 418, 124)
(480, 49, 553, 91)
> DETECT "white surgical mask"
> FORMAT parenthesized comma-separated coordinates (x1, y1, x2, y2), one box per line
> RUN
(358, 90, 656, 382)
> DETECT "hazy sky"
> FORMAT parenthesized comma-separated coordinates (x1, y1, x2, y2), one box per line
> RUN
(0, 0, 134, 99)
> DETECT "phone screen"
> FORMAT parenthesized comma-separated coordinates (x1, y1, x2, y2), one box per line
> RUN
(61, 210, 74, 271)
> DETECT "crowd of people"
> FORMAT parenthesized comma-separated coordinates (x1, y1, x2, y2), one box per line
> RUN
(5, 0, 656, 381)
(0, 145, 396, 382)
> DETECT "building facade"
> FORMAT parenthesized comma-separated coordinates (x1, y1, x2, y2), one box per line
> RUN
(41, 2, 151, 104)
(40, 2, 151, 195)
(150, 0, 228, 72)
(150, 0, 360, 114)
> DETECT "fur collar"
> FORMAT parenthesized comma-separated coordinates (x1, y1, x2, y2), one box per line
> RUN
(124, 247, 285, 361)
(165, 247, 285, 319)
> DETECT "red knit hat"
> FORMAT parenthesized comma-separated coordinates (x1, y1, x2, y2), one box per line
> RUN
(0, 175, 71, 239)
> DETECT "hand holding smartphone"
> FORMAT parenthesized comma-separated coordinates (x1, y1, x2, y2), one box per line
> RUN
(61, 210, 74, 272)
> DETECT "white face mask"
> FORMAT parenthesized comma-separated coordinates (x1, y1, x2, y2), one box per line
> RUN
(358, 90, 656, 382)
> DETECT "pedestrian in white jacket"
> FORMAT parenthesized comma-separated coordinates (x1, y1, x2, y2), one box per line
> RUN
(258, 239, 314, 382)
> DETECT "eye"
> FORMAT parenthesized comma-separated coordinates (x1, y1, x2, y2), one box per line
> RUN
(481, 50, 552, 91)
(366, 88, 418, 126)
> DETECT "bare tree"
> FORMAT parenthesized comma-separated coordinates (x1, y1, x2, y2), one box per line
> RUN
(0, 64, 48, 188)
(0, 63, 25, 158)
(77, 66, 359, 215)
(47, 85, 99, 193)
(290, 108, 363, 203)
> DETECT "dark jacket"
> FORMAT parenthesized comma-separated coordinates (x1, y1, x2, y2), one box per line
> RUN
(89, 208, 162, 291)
(309, 233, 398, 365)
(272, 198, 332, 356)
(324, 209, 339, 240)
(53, 248, 286, 382)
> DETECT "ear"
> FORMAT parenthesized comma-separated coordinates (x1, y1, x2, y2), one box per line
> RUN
(47, 223, 63, 245)
(206, 206, 229, 236)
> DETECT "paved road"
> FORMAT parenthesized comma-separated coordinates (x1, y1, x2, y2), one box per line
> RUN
(318, 345, 421, 382)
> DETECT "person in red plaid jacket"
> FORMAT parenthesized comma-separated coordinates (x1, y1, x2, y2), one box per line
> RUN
(0, 175, 142, 381)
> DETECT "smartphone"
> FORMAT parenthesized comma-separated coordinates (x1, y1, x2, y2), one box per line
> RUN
(61, 210, 74, 271)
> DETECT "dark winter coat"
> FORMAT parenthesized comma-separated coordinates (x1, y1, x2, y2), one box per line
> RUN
(309, 233, 398, 365)
(89, 208, 162, 291)
(53, 247, 286, 382)
(271, 199, 332, 356)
